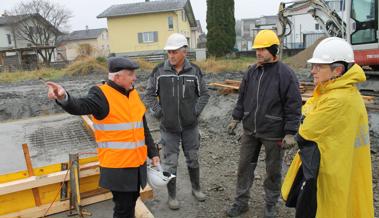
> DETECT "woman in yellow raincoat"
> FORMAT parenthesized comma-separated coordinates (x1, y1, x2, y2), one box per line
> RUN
(281, 37, 374, 218)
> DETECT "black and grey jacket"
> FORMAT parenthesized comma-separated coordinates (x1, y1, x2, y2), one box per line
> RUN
(145, 59, 210, 132)
(232, 61, 302, 139)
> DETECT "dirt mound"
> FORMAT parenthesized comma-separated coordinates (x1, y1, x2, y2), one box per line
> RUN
(65, 57, 108, 76)
(285, 37, 326, 69)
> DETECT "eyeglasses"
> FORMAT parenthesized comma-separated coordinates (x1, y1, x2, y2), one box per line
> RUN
(309, 64, 330, 72)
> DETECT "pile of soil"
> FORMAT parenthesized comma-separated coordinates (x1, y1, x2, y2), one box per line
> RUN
(285, 37, 326, 69)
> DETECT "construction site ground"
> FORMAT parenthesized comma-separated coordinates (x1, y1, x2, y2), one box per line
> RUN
(1, 71, 378, 218)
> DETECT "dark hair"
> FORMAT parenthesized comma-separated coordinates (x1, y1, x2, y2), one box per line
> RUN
(266, 44, 279, 57)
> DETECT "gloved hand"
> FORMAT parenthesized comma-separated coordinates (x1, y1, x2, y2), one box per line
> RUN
(149, 108, 162, 119)
(282, 134, 297, 149)
(227, 119, 239, 135)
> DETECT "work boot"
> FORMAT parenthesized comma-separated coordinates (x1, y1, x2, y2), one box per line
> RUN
(226, 203, 249, 217)
(188, 167, 206, 201)
(263, 204, 277, 218)
(167, 178, 180, 210)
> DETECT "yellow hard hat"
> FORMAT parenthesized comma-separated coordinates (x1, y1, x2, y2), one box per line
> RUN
(252, 30, 280, 49)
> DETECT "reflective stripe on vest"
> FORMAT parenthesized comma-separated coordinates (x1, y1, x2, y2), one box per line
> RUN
(93, 121, 144, 131)
(97, 140, 145, 149)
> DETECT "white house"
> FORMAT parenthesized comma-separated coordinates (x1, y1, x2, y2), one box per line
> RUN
(0, 13, 61, 70)
(56, 28, 110, 61)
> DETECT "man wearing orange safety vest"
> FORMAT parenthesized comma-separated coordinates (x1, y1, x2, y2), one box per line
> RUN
(46, 57, 160, 218)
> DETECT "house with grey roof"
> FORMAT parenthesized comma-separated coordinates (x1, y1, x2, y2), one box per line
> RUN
(97, 0, 199, 57)
(0, 13, 61, 71)
(56, 27, 109, 61)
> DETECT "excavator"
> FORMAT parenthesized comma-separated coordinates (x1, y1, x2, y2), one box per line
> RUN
(277, 0, 379, 91)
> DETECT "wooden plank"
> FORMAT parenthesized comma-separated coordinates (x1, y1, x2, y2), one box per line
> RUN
(208, 82, 239, 90)
(140, 185, 153, 201)
(22, 143, 42, 206)
(0, 156, 98, 184)
(0, 192, 154, 218)
(0, 192, 113, 218)
(211, 79, 376, 107)
(224, 79, 241, 84)
(81, 115, 95, 136)
(224, 79, 241, 86)
(135, 198, 154, 218)
(0, 159, 150, 199)
(362, 95, 374, 102)
(0, 163, 100, 196)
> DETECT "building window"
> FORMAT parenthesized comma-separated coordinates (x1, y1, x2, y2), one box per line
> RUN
(315, 23, 320, 30)
(182, 10, 186, 22)
(168, 16, 174, 30)
(6, 34, 11, 45)
(138, 32, 158, 43)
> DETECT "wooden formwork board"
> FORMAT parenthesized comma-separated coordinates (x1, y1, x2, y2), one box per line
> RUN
(1, 113, 155, 217)
(0, 193, 153, 218)
(0, 158, 153, 217)
(0, 159, 95, 215)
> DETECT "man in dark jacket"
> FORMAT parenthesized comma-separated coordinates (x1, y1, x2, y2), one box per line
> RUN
(226, 30, 302, 217)
(46, 57, 160, 218)
(145, 33, 210, 210)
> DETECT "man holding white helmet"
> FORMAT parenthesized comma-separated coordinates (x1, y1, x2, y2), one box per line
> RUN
(46, 57, 160, 218)
(281, 37, 374, 218)
(145, 33, 210, 210)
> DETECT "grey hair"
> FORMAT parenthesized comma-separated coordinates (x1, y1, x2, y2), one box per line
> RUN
(330, 63, 346, 74)
(108, 72, 121, 81)
(179, 46, 188, 52)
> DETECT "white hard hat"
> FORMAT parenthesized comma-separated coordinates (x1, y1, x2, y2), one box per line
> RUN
(164, 33, 188, 50)
(307, 37, 355, 64)
(147, 164, 176, 189)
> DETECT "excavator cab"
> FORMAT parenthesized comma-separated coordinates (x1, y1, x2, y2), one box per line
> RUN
(349, 0, 379, 70)
(277, 0, 379, 86)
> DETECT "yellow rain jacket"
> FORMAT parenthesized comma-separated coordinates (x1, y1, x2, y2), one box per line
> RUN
(281, 64, 374, 218)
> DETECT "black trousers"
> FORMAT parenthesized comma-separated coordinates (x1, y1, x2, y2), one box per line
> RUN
(111, 191, 140, 218)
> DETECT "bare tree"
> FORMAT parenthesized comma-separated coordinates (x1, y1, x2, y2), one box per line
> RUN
(11, 0, 72, 66)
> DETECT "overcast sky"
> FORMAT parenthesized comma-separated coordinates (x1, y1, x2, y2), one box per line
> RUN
(0, 0, 282, 32)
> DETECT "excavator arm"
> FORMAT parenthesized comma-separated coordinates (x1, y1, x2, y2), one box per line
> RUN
(277, 0, 346, 39)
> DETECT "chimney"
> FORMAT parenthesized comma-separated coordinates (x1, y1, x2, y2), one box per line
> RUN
(85, 25, 89, 31)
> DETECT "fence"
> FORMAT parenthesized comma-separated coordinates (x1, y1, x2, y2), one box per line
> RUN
(124, 51, 196, 63)
(237, 48, 303, 58)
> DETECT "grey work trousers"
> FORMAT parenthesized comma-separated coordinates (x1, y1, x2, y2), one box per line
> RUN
(234, 132, 284, 207)
(160, 126, 200, 175)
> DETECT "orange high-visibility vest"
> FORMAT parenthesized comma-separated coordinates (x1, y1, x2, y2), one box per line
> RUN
(93, 84, 147, 168)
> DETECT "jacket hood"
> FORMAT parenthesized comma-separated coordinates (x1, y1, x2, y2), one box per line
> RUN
(315, 64, 366, 94)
